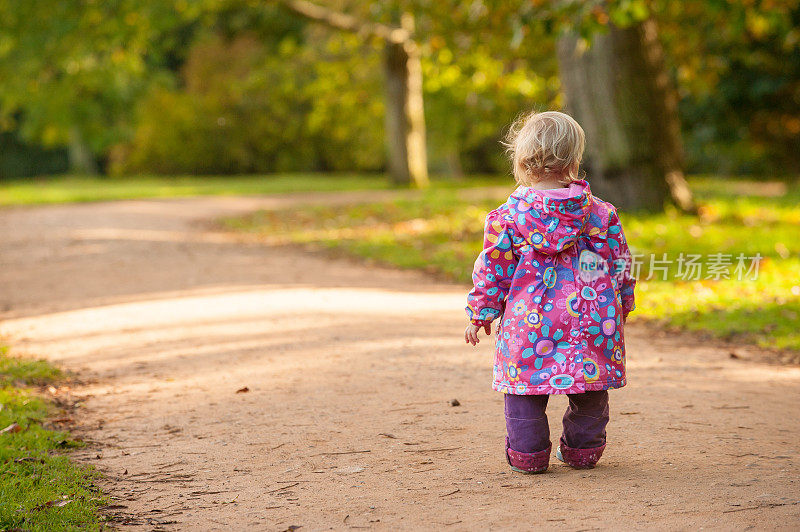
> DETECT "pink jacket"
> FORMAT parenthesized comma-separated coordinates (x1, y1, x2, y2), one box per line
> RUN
(466, 180, 635, 395)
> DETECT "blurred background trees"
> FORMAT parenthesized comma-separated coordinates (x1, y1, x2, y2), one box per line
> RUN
(0, 0, 798, 202)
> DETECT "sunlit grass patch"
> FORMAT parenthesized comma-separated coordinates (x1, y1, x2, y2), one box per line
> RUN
(226, 177, 800, 355)
(0, 349, 105, 530)
(0, 173, 389, 205)
(224, 188, 499, 280)
(0, 346, 63, 386)
(0, 173, 508, 206)
(636, 260, 800, 352)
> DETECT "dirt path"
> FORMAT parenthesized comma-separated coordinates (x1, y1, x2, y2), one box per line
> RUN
(1, 193, 799, 531)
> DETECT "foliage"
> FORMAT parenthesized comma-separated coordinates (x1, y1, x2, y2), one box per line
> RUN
(0, 0, 180, 152)
(115, 31, 386, 175)
(0, 0, 798, 176)
(0, 1, 305, 169)
(225, 176, 800, 355)
(0, 348, 105, 530)
(657, 0, 800, 175)
(421, 40, 558, 174)
(0, 130, 69, 178)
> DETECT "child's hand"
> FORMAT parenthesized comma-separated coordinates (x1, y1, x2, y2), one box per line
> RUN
(465, 322, 491, 346)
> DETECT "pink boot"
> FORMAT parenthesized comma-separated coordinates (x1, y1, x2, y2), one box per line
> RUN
(505, 438, 551, 474)
(555, 443, 605, 469)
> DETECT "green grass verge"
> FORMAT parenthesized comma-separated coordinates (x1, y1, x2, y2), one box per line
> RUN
(0, 173, 504, 206)
(224, 176, 800, 356)
(0, 345, 105, 530)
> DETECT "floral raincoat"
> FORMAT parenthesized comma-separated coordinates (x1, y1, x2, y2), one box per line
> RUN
(466, 180, 635, 395)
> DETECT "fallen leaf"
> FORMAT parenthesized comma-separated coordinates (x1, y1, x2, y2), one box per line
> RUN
(378, 433, 397, 439)
(236, 386, 250, 394)
(0, 423, 22, 434)
(30, 498, 72, 511)
(14, 457, 44, 464)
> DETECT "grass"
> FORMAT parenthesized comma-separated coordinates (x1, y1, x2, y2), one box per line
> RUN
(0, 173, 389, 206)
(224, 176, 800, 356)
(0, 345, 105, 530)
(0, 173, 504, 206)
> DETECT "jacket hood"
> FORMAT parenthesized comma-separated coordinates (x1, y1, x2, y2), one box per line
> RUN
(507, 180, 594, 255)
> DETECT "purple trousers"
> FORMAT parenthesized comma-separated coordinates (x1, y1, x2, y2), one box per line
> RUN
(505, 391, 609, 454)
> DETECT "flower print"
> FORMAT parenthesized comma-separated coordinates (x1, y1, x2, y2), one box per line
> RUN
(524, 309, 543, 328)
(528, 369, 551, 387)
(521, 324, 571, 370)
(576, 278, 617, 315)
(498, 338, 511, 358)
(494, 366, 512, 391)
(532, 261, 575, 299)
(470, 182, 632, 396)
(601, 344, 625, 371)
(528, 366, 580, 394)
(548, 373, 575, 390)
(506, 362, 529, 383)
(610, 345, 624, 364)
(516, 198, 533, 213)
(566, 291, 581, 318)
(601, 362, 623, 381)
(553, 289, 581, 324)
(583, 358, 600, 383)
(585, 210, 604, 231)
(493, 363, 504, 382)
(473, 307, 501, 321)
(543, 266, 557, 289)
(587, 305, 622, 350)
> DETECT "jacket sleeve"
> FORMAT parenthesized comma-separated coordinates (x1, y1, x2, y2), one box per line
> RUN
(607, 209, 636, 318)
(466, 209, 518, 326)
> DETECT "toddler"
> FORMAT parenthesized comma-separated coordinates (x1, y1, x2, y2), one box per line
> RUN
(465, 111, 635, 473)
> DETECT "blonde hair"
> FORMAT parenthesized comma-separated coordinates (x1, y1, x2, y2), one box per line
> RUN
(504, 110, 586, 186)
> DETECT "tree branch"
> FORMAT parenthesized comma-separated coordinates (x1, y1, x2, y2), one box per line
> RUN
(279, 0, 411, 44)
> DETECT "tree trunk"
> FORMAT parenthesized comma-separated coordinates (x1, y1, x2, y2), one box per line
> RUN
(557, 18, 695, 212)
(383, 39, 429, 188)
(68, 126, 98, 175)
(281, 2, 429, 188)
(384, 42, 410, 185)
(446, 147, 464, 180)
